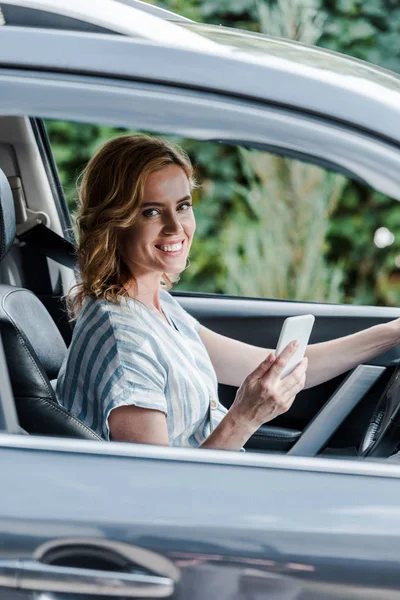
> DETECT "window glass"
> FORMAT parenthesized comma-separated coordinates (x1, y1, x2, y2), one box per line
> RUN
(0, 5, 116, 34)
(46, 120, 400, 307)
(179, 22, 400, 94)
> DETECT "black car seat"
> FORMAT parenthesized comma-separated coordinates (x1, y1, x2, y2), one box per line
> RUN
(0, 168, 101, 440)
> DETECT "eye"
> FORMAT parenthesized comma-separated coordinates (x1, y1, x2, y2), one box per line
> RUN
(142, 208, 159, 217)
(178, 202, 193, 211)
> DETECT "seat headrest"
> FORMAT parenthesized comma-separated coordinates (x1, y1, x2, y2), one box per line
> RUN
(0, 169, 16, 260)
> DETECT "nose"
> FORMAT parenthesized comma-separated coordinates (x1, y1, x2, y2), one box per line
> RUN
(162, 210, 184, 235)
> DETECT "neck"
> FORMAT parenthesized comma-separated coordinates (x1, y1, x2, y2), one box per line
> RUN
(125, 271, 163, 311)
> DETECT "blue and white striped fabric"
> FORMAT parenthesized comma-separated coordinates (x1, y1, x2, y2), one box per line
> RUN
(56, 290, 228, 446)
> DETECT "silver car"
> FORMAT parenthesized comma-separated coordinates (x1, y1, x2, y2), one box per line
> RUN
(1, 1, 400, 598)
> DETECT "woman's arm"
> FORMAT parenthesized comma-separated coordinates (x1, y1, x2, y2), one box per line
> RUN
(198, 326, 274, 387)
(199, 321, 400, 389)
(304, 322, 399, 387)
(108, 405, 169, 445)
(108, 342, 307, 451)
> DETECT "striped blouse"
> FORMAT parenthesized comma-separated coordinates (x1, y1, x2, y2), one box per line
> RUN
(56, 290, 228, 446)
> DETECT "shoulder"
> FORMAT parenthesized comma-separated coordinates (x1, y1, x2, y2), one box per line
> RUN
(102, 297, 155, 347)
(70, 297, 164, 380)
(74, 297, 112, 333)
(160, 290, 186, 317)
(160, 290, 201, 333)
(74, 297, 147, 342)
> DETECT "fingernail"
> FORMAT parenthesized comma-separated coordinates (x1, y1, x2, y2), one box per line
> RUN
(293, 339, 300, 348)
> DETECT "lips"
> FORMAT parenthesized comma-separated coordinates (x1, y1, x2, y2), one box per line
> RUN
(155, 239, 185, 254)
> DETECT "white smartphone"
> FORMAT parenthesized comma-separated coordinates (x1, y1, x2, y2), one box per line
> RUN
(275, 314, 315, 378)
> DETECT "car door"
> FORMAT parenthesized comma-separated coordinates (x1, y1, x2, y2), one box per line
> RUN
(24, 27, 400, 456)
(3, 25, 400, 600)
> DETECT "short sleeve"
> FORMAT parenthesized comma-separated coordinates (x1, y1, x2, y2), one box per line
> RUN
(103, 333, 168, 440)
(181, 307, 201, 332)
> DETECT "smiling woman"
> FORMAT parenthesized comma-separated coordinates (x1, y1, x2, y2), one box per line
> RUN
(56, 133, 308, 449)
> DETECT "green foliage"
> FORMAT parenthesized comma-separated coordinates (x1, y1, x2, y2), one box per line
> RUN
(218, 151, 346, 302)
(46, 121, 126, 208)
(319, 0, 400, 72)
(46, 0, 400, 307)
(151, 0, 202, 20)
(257, 0, 326, 43)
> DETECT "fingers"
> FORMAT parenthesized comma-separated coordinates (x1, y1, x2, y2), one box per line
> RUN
(250, 341, 301, 384)
(280, 358, 308, 396)
(235, 351, 307, 429)
(273, 363, 307, 417)
(268, 340, 300, 380)
(250, 352, 276, 379)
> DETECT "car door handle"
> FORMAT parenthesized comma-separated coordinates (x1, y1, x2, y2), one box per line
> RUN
(0, 559, 174, 597)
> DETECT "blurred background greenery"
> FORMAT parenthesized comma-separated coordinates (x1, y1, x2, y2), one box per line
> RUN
(46, 0, 400, 306)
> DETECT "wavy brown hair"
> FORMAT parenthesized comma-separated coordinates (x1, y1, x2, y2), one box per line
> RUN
(67, 134, 195, 319)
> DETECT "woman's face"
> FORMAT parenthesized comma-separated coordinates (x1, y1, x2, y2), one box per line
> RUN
(122, 164, 196, 278)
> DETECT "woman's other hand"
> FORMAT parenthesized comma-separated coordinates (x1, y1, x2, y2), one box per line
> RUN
(201, 340, 307, 451)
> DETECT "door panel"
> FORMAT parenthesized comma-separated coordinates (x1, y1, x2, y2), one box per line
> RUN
(2, 436, 400, 600)
(175, 292, 400, 451)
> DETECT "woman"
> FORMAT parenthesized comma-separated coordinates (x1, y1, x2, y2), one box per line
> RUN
(57, 134, 400, 451)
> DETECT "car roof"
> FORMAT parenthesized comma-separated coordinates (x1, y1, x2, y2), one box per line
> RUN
(0, 0, 209, 47)
(112, 0, 191, 22)
(1, 1, 400, 145)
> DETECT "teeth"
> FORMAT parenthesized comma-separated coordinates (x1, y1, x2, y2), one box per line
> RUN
(158, 242, 183, 252)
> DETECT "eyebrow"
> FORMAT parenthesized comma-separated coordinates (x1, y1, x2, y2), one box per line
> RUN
(142, 195, 191, 208)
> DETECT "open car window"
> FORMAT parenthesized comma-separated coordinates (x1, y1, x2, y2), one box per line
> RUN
(46, 122, 400, 307)
(0, 68, 399, 460)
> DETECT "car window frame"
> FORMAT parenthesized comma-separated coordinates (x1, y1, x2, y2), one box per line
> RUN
(0, 69, 399, 201)
(2, 25, 400, 145)
(0, 333, 20, 433)
(2, 65, 400, 464)
(30, 117, 75, 244)
(2, 425, 400, 479)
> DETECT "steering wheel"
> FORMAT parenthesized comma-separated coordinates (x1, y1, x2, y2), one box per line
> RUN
(359, 365, 400, 458)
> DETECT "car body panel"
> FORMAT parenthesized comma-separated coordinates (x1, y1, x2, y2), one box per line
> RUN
(2, 435, 400, 599)
(1, 26, 400, 144)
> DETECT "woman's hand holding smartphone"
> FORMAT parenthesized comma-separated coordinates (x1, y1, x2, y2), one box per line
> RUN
(230, 316, 314, 435)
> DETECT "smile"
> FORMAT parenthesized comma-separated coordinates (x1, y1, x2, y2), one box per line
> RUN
(155, 240, 184, 254)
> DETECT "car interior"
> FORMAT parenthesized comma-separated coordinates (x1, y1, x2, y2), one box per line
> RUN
(1, 114, 400, 461)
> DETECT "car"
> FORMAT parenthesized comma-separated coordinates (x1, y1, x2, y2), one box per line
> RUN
(2, 1, 400, 598)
